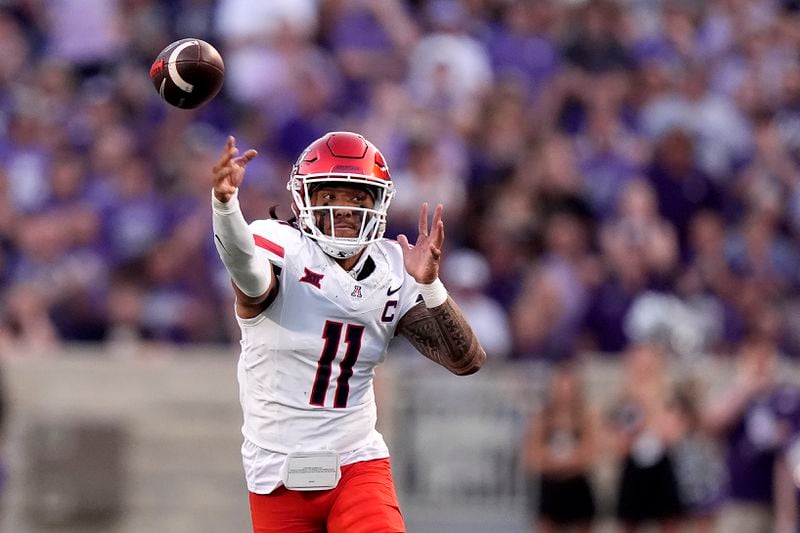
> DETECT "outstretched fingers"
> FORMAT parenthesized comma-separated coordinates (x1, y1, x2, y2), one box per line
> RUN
(234, 149, 258, 167)
(213, 136, 238, 176)
(418, 202, 429, 237)
(430, 204, 444, 248)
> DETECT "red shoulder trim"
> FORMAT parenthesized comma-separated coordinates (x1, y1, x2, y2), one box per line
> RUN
(253, 234, 285, 258)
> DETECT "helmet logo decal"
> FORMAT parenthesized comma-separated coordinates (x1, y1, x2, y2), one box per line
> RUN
(295, 147, 313, 165)
(299, 267, 324, 289)
(331, 165, 363, 173)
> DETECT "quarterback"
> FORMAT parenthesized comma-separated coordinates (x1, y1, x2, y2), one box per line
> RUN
(211, 131, 486, 532)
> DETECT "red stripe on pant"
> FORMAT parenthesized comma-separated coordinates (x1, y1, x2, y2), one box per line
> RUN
(249, 458, 405, 533)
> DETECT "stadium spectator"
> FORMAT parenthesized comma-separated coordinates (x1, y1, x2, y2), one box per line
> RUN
(608, 343, 684, 532)
(214, 0, 323, 127)
(389, 131, 467, 242)
(562, 0, 632, 75)
(573, 99, 646, 219)
(727, 210, 800, 300)
(0, 280, 59, 353)
(645, 128, 723, 252)
(473, 80, 531, 176)
(675, 210, 738, 350)
(0, 11, 30, 87)
(406, 0, 493, 130)
(703, 332, 800, 533)
(482, 1, 562, 104)
(322, 0, 417, 107)
(639, 63, 751, 183)
(773, 409, 800, 533)
(523, 362, 597, 533)
(737, 109, 800, 233)
(669, 380, 726, 533)
(599, 179, 679, 282)
(582, 180, 678, 355)
(512, 206, 597, 361)
(42, 0, 125, 75)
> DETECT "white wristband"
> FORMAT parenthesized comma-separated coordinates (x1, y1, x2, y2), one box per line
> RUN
(418, 278, 448, 308)
(212, 188, 239, 214)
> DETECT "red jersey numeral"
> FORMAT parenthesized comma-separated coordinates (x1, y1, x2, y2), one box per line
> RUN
(309, 321, 365, 408)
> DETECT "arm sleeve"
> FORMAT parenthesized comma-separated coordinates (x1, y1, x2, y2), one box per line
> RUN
(212, 189, 272, 297)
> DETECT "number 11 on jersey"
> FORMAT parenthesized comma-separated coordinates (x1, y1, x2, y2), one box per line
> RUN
(309, 321, 365, 408)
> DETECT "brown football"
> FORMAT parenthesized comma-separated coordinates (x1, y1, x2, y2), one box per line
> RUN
(149, 38, 224, 109)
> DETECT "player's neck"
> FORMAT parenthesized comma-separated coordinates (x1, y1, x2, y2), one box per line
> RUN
(335, 250, 364, 273)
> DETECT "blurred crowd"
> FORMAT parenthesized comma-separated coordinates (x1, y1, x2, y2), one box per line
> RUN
(521, 341, 800, 533)
(0, 0, 799, 360)
(2, 0, 800, 530)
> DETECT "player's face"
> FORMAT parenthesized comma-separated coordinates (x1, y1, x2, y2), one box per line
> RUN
(310, 184, 376, 238)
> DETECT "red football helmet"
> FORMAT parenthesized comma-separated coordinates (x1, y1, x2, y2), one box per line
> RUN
(287, 132, 395, 258)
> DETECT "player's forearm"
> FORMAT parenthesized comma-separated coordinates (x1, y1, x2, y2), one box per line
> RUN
(212, 189, 272, 298)
(398, 298, 486, 375)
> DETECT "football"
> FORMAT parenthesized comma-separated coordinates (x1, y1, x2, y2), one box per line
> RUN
(149, 38, 224, 109)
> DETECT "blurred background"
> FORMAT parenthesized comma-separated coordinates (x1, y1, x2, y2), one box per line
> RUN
(2, 0, 800, 531)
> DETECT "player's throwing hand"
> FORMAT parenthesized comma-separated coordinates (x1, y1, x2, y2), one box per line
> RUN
(212, 135, 258, 203)
(397, 202, 444, 284)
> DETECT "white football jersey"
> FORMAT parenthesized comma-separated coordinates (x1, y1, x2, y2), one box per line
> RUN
(236, 218, 421, 493)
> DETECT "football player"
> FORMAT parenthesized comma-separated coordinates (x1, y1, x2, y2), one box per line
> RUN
(211, 131, 486, 532)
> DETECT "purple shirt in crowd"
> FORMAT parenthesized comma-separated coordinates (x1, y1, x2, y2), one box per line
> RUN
(724, 384, 800, 503)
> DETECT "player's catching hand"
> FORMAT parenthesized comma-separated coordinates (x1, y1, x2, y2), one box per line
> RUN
(397, 202, 444, 284)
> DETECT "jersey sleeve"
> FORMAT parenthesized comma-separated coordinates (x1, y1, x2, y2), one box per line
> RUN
(248, 219, 300, 271)
(396, 270, 423, 319)
(379, 239, 424, 326)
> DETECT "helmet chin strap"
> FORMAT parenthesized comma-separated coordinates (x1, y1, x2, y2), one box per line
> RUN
(299, 211, 363, 259)
(318, 240, 364, 259)
(302, 204, 380, 260)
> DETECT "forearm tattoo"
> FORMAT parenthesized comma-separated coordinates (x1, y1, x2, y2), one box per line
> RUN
(397, 297, 486, 375)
